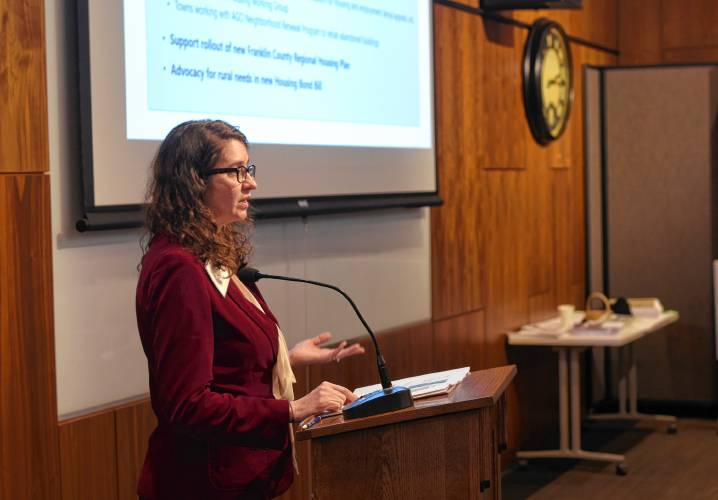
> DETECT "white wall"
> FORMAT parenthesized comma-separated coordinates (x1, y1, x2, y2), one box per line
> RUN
(46, 0, 432, 419)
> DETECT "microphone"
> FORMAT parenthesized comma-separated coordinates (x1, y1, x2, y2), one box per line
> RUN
(237, 266, 413, 419)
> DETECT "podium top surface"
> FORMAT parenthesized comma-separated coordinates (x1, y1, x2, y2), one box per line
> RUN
(295, 364, 516, 441)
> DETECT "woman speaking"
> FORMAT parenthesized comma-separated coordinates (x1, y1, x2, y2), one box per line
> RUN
(136, 120, 364, 499)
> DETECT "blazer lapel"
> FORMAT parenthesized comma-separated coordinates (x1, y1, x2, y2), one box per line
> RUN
(226, 280, 279, 357)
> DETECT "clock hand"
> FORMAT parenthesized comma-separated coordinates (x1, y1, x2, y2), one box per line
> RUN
(547, 76, 567, 88)
(546, 75, 566, 87)
(544, 103, 558, 127)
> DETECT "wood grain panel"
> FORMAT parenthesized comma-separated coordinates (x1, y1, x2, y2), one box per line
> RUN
(528, 291, 556, 324)
(431, 4, 485, 320)
(552, 169, 580, 306)
(619, 0, 718, 65)
(308, 334, 375, 395)
(277, 431, 312, 500)
(526, 160, 554, 297)
(663, 46, 718, 64)
(513, 0, 618, 50)
(311, 412, 486, 499)
(59, 412, 118, 500)
(63, 394, 315, 500)
(115, 400, 156, 500)
(567, 46, 595, 298)
(479, 18, 528, 169)
(0, 0, 49, 172)
(304, 368, 515, 499)
(570, 282, 584, 308)
(433, 310, 486, 372)
(523, 38, 591, 300)
(306, 317, 435, 500)
(369, 322, 435, 381)
(661, 0, 718, 49)
(0, 174, 60, 500)
(291, 322, 433, 500)
(482, 170, 530, 366)
(618, 0, 663, 65)
(480, 171, 529, 453)
(299, 366, 516, 442)
(308, 321, 435, 394)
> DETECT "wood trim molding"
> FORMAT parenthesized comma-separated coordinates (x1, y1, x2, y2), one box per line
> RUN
(0, 174, 60, 500)
(0, 0, 49, 172)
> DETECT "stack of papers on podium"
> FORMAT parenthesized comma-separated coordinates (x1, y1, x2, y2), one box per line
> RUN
(353, 367, 470, 400)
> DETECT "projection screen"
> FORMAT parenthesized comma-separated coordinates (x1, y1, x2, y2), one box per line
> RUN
(77, 0, 438, 228)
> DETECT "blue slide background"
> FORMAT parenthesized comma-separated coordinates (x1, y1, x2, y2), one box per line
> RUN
(145, 0, 420, 127)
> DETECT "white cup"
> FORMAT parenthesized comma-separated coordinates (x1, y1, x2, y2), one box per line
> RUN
(558, 304, 576, 332)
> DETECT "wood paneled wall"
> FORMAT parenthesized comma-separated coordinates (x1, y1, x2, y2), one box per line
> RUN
(50, 2, 622, 500)
(58, 400, 156, 500)
(0, 0, 643, 498)
(45, 2, 718, 499)
(52, 324, 434, 500)
(429, 1, 616, 452)
(0, 0, 60, 498)
(619, 0, 718, 65)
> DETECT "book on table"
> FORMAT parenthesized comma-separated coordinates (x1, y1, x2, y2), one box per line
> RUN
(627, 297, 664, 318)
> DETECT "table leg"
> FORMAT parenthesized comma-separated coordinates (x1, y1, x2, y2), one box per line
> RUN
(618, 347, 627, 414)
(570, 349, 581, 451)
(559, 348, 569, 451)
(589, 344, 677, 429)
(517, 348, 625, 468)
(628, 344, 637, 414)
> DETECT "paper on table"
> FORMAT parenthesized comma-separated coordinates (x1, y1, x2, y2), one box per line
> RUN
(570, 319, 627, 335)
(353, 367, 470, 400)
(516, 312, 585, 337)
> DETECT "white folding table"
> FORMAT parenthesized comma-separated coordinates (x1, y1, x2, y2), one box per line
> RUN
(507, 311, 679, 475)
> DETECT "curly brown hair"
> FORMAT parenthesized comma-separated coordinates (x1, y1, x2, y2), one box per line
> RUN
(142, 119, 253, 272)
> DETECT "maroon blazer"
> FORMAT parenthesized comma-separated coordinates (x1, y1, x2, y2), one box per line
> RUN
(135, 235, 293, 500)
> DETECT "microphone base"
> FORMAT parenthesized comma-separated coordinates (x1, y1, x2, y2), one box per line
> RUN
(342, 386, 413, 420)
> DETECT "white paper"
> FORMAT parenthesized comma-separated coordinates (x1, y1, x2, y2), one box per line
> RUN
(353, 367, 470, 399)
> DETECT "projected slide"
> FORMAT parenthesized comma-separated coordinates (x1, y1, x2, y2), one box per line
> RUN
(124, 0, 430, 148)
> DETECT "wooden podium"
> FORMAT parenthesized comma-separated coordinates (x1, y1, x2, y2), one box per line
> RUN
(296, 365, 516, 500)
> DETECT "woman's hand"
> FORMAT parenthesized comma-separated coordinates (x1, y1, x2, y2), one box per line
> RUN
(289, 332, 366, 368)
(289, 381, 357, 422)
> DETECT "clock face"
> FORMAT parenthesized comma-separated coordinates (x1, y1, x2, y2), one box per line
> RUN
(522, 20, 573, 145)
(539, 27, 571, 139)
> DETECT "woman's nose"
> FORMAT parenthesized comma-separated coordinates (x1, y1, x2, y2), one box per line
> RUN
(242, 175, 257, 190)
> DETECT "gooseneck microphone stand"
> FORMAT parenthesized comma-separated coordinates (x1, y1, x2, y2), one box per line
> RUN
(237, 267, 413, 419)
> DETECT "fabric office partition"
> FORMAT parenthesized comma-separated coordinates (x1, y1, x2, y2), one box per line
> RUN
(602, 65, 718, 404)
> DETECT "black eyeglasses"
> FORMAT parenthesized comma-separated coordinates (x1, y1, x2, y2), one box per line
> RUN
(204, 164, 256, 184)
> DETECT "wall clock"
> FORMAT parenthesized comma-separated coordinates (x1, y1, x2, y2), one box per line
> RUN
(522, 19, 573, 145)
